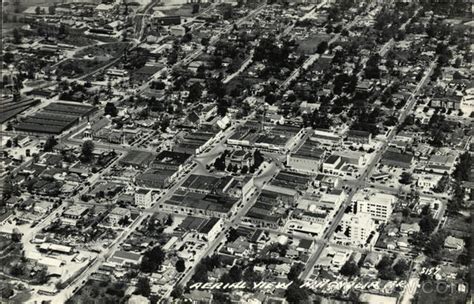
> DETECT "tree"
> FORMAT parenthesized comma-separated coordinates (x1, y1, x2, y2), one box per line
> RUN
(35, 6, 41, 15)
(13, 28, 22, 44)
(11, 228, 22, 242)
(118, 216, 129, 226)
(453, 152, 471, 182)
(376, 255, 392, 271)
(182, 33, 193, 44)
(81, 140, 95, 162)
(43, 136, 57, 152)
(104, 102, 118, 117)
(151, 81, 166, 90)
(167, 50, 178, 66)
(376, 255, 397, 280)
(316, 41, 328, 54)
(365, 54, 381, 79)
(393, 259, 409, 277)
(192, 4, 200, 14)
(1, 287, 14, 299)
(3, 52, 14, 64)
(402, 207, 411, 218)
(165, 214, 173, 226)
(288, 263, 305, 281)
(134, 277, 151, 297)
(222, 5, 233, 20)
(160, 117, 170, 133)
(227, 228, 240, 243)
(285, 280, 309, 304)
(240, 265, 260, 283)
(140, 245, 165, 273)
(340, 260, 359, 276)
(176, 259, 186, 273)
(253, 150, 264, 168)
(214, 154, 226, 171)
(191, 262, 209, 283)
(424, 231, 445, 258)
(10, 264, 24, 276)
(48, 5, 56, 15)
(399, 172, 413, 185)
(170, 285, 183, 298)
(419, 214, 438, 235)
(188, 83, 203, 102)
(228, 265, 242, 282)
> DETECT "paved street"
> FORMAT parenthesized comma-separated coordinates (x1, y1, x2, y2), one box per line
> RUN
(299, 49, 438, 282)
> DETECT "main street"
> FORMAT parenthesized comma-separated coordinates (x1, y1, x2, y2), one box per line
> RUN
(299, 54, 438, 281)
(173, 160, 280, 293)
(30, 6, 273, 301)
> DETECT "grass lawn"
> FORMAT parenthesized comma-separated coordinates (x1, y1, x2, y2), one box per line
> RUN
(68, 279, 128, 304)
(74, 42, 129, 59)
(414, 280, 467, 304)
(55, 58, 111, 78)
(296, 34, 330, 55)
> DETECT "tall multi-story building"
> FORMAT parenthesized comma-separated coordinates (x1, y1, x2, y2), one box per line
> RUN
(338, 212, 376, 246)
(135, 188, 152, 209)
(353, 189, 396, 223)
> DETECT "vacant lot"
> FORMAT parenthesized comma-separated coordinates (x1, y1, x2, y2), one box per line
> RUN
(74, 42, 129, 59)
(68, 279, 128, 304)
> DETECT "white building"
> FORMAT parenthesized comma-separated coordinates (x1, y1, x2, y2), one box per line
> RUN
(353, 189, 395, 223)
(170, 25, 186, 37)
(135, 188, 152, 209)
(460, 87, 474, 115)
(108, 207, 132, 226)
(338, 212, 376, 246)
(322, 155, 344, 176)
(417, 174, 442, 191)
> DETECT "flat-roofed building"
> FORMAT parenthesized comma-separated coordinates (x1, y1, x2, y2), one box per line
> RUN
(109, 250, 142, 266)
(345, 130, 372, 145)
(311, 129, 342, 147)
(380, 151, 414, 169)
(120, 150, 155, 169)
(334, 150, 366, 167)
(287, 138, 326, 174)
(108, 207, 132, 226)
(322, 155, 344, 175)
(353, 189, 396, 223)
(135, 168, 176, 189)
(135, 188, 152, 209)
(161, 192, 239, 219)
(62, 205, 89, 225)
(338, 212, 376, 245)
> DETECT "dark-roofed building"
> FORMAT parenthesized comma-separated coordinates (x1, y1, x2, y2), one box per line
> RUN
(242, 191, 289, 229)
(287, 138, 326, 174)
(346, 130, 372, 144)
(297, 239, 315, 254)
(180, 174, 235, 195)
(152, 15, 181, 26)
(152, 150, 191, 172)
(197, 217, 223, 241)
(381, 151, 414, 169)
(120, 150, 154, 168)
(109, 250, 142, 266)
(15, 102, 96, 135)
(136, 168, 176, 189)
(162, 192, 239, 219)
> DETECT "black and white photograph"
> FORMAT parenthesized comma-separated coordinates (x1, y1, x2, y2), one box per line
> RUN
(0, 0, 472, 303)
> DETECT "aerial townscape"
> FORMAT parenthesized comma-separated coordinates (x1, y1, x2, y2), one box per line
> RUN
(0, 0, 472, 303)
